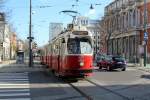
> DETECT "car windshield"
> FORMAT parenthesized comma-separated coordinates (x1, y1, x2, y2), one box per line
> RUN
(106, 55, 112, 61)
(113, 56, 125, 62)
(67, 38, 92, 54)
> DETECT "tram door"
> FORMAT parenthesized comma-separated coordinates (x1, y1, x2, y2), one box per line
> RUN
(59, 38, 66, 72)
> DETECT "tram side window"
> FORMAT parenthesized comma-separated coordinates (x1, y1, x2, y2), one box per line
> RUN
(67, 38, 80, 54)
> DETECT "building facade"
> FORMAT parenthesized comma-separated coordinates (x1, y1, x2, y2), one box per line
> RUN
(17, 39, 24, 51)
(49, 23, 63, 41)
(87, 20, 101, 55)
(100, 0, 150, 63)
(0, 13, 18, 61)
(10, 32, 17, 59)
(0, 13, 5, 62)
(0, 13, 12, 60)
(3, 24, 11, 60)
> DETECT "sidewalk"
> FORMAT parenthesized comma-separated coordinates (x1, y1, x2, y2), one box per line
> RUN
(0, 60, 16, 67)
(0, 60, 46, 72)
(127, 63, 150, 73)
(0, 60, 16, 64)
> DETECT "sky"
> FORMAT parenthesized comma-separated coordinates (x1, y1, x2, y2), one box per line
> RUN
(2, 0, 113, 47)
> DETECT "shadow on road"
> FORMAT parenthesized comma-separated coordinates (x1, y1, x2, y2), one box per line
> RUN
(141, 74, 150, 79)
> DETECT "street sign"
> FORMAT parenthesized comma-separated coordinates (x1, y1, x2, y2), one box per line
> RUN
(144, 32, 148, 40)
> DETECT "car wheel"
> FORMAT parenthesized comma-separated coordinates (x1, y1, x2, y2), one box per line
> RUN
(99, 66, 102, 69)
(98, 64, 102, 69)
(122, 67, 126, 71)
(107, 66, 112, 71)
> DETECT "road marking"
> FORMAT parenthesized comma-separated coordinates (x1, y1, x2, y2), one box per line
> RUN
(0, 93, 30, 96)
(0, 72, 30, 100)
(0, 79, 28, 81)
(0, 89, 30, 92)
(0, 98, 31, 100)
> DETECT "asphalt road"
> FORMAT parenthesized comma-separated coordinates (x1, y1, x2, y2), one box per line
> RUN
(0, 62, 150, 100)
(88, 67, 150, 100)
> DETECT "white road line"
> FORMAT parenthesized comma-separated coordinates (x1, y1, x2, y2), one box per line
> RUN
(0, 89, 30, 92)
(0, 79, 29, 81)
(0, 85, 30, 89)
(0, 86, 29, 89)
(0, 81, 29, 83)
(0, 76, 28, 78)
(0, 75, 28, 76)
(0, 93, 30, 96)
(0, 73, 28, 75)
(0, 98, 31, 100)
(0, 83, 29, 86)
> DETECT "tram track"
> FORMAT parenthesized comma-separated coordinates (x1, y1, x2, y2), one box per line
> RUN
(85, 79, 131, 100)
(68, 78, 133, 100)
(68, 82, 93, 100)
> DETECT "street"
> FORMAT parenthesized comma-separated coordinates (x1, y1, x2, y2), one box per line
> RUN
(0, 62, 150, 100)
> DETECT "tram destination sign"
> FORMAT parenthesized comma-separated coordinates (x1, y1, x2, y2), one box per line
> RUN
(72, 31, 88, 35)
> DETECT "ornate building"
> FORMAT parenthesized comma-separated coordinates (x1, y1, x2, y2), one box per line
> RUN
(100, 0, 150, 63)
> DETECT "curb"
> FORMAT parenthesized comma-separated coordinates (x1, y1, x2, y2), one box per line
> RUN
(137, 67, 150, 73)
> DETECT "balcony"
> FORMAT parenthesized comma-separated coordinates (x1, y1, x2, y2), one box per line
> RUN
(115, 7, 121, 12)
(128, 0, 135, 7)
(134, 0, 142, 7)
(121, 4, 127, 9)
(120, 4, 127, 14)
(105, 10, 115, 16)
(120, 9, 127, 14)
(134, 26, 142, 31)
(127, 5, 133, 11)
(135, 0, 143, 3)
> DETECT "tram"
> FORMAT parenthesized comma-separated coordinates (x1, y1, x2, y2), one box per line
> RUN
(41, 24, 93, 78)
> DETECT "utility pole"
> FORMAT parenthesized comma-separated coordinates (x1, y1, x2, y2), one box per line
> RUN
(143, 0, 148, 67)
(28, 0, 34, 67)
(95, 32, 98, 55)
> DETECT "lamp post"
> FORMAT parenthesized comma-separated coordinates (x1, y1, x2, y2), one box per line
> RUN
(143, 0, 148, 67)
(28, 0, 34, 67)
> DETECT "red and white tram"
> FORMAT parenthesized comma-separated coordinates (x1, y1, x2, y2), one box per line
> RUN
(41, 25, 93, 78)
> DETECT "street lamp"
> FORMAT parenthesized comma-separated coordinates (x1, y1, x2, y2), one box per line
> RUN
(27, 0, 34, 67)
(143, 0, 148, 67)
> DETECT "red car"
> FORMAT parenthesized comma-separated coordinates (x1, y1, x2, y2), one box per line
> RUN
(97, 55, 126, 71)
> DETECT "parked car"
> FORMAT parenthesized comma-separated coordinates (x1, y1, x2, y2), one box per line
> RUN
(97, 55, 127, 71)
(94, 53, 107, 66)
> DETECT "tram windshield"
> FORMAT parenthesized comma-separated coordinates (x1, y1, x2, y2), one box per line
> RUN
(67, 38, 92, 54)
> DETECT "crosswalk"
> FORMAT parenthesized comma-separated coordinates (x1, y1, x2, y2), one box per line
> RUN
(0, 72, 30, 100)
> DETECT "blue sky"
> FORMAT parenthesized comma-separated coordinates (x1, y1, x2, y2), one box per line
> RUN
(2, 0, 113, 46)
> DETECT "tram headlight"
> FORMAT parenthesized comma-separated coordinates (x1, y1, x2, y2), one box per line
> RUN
(80, 62, 84, 66)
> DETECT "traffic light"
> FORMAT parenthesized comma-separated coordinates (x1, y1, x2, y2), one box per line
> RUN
(37, 49, 41, 54)
(32, 42, 37, 49)
(34, 43, 37, 49)
(0, 42, 3, 47)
